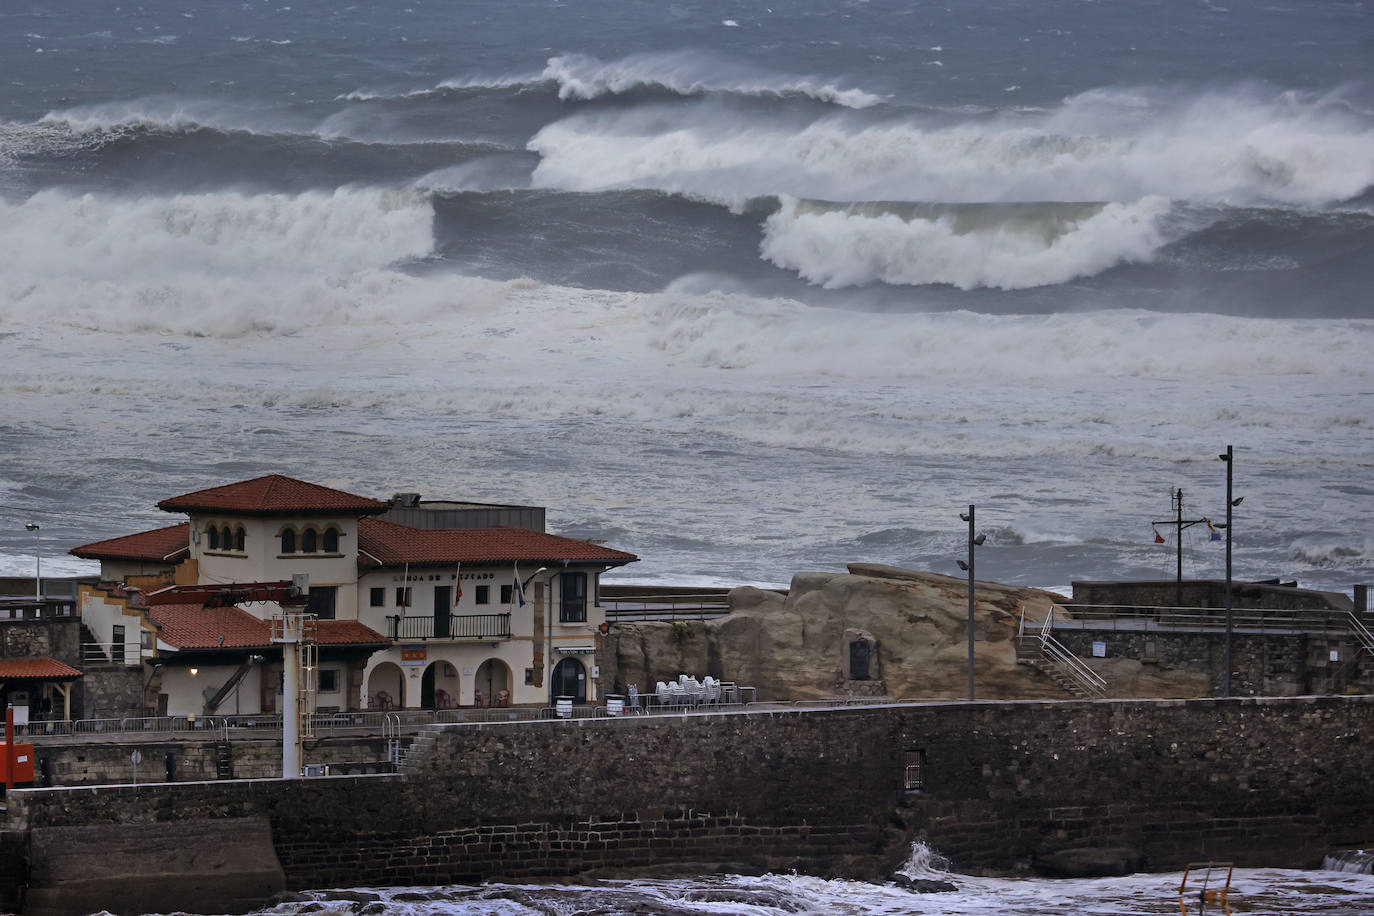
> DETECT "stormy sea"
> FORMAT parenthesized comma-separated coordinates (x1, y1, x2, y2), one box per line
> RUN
(2, 0, 1373, 909)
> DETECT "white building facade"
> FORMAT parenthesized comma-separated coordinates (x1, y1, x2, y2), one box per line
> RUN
(71, 475, 637, 715)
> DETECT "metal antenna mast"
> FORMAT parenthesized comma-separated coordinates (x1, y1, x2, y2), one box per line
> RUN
(1151, 488, 1210, 607)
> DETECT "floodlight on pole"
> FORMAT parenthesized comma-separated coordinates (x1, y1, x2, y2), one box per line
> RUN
(1218, 445, 1239, 697)
(958, 505, 985, 702)
(24, 523, 41, 601)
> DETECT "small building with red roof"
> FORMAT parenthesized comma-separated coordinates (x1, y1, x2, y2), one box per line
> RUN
(71, 474, 637, 716)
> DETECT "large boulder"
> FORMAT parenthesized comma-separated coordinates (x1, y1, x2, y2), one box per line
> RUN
(608, 564, 1207, 701)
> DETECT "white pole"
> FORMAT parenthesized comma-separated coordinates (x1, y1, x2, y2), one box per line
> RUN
(280, 615, 301, 779)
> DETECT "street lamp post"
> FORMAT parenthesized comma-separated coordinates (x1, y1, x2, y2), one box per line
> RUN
(1217, 445, 1242, 697)
(24, 523, 41, 601)
(956, 505, 987, 702)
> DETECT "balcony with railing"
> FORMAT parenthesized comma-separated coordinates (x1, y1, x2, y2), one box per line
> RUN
(386, 612, 511, 641)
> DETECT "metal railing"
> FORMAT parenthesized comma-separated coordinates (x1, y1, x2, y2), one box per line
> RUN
(1059, 603, 1362, 636)
(1017, 606, 1108, 698)
(80, 641, 141, 665)
(603, 593, 732, 622)
(386, 612, 511, 640)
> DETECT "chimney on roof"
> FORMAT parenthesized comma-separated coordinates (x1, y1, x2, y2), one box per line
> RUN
(391, 493, 421, 508)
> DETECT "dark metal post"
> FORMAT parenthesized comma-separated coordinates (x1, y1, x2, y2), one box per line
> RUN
(1175, 489, 1184, 607)
(1221, 445, 1234, 697)
(966, 504, 976, 701)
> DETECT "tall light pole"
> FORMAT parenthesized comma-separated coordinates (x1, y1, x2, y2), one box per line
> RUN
(956, 506, 986, 701)
(24, 523, 41, 601)
(1217, 446, 1242, 697)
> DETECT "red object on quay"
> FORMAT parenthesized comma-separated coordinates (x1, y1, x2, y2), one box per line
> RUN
(1, 707, 36, 789)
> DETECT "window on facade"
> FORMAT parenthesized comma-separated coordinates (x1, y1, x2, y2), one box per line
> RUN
(307, 586, 337, 620)
(112, 624, 125, 664)
(207, 526, 220, 550)
(500, 584, 513, 604)
(475, 585, 490, 605)
(281, 529, 296, 553)
(323, 527, 339, 553)
(221, 526, 233, 550)
(560, 572, 587, 623)
(234, 527, 246, 551)
(370, 587, 385, 607)
(302, 527, 318, 553)
(318, 669, 340, 693)
(396, 587, 412, 609)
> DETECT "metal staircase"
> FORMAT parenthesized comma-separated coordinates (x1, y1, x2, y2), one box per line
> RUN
(1016, 606, 1108, 699)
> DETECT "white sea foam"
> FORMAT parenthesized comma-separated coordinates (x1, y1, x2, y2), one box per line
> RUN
(337, 51, 882, 109)
(759, 196, 1170, 289)
(528, 85, 1374, 207)
(0, 188, 454, 336)
(38, 96, 294, 137)
(543, 51, 883, 108)
(1290, 538, 1373, 570)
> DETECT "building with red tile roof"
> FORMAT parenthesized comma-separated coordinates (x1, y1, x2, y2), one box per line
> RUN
(156, 474, 390, 517)
(71, 475, 639, 718)
(357, 518, 637, 568)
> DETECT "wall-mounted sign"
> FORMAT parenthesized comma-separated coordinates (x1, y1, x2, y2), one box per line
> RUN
(1092, 641, 1106, 658)
(401, 646, 427, 666)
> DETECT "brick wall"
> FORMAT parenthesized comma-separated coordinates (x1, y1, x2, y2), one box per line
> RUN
(8, 696, 1374, 890)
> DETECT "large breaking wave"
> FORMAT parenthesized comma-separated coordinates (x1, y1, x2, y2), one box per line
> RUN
(340, 51, 883, 109)
(528, 86, 1374, 207)
(760, 197, 1172, 289)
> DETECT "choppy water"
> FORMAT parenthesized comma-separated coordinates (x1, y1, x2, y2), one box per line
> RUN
(2, 0, 1372, 597)
(158, 843, 1374, 915)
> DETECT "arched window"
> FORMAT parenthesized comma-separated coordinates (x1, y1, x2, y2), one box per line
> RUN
(220, 526, 233, 551)
(281, 529, 296, 554)
(322, 527, 339, 553)
(302, 527, 318, 553)
(234, 527, 246, 551)
(207, 526, 220, 550)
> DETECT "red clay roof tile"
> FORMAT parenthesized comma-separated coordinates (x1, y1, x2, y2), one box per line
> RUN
(70, 523, 190, 563)
(356, 518, 637, 568)
(149, 604, 387, 650)
(150, 604, 273, 650)
(0, 658, 83, 679)
(157, 475, 388, 517)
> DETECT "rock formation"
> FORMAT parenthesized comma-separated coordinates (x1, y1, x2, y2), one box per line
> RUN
(607, 563, 1208, 701)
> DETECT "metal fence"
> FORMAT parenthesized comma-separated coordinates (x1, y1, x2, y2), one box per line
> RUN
(1055, 604, 1361, 636)
(386, 612, 511, 640)
(11, 695, 994, 741)
(602, 593, 732, 622)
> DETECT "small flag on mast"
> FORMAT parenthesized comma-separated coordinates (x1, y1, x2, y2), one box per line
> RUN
(1206, 519, 1222, 541)
(1153, 528, 1166, 544)
(455, 563, 463, 605)
(512, 564, 526, 608)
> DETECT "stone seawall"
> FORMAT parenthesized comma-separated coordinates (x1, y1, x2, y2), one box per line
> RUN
(29, 733, 396, 786)
(6, 696, 1373, 905)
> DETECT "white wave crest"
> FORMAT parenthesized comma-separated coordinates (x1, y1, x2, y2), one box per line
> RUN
(0, 187, 461, 336)
(1291, 538, 1373, 570)
(528, 85, 1374, 207)
(541, 51, 882, 108)
(759, 196, 1171, 289)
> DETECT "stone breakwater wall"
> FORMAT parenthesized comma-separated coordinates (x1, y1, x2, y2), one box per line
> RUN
(6, 696, 1373, 895)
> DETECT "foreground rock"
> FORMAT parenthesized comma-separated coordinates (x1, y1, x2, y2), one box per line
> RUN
(608, 563, 1208, 700)
(891, 874, 958, 893)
